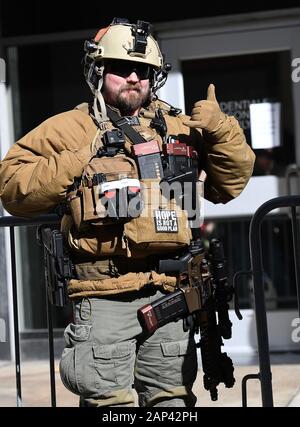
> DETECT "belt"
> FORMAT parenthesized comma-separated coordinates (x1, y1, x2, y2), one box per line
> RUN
(73, 255, 163, 281)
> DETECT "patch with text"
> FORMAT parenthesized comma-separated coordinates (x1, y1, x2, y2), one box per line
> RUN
(154, 209, 178, 233)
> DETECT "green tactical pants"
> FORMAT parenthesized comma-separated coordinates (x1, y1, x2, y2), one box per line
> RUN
(59, 287, 198, 407)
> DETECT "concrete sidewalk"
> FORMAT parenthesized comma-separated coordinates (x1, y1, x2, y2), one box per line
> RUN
(0, 359, 299, 407)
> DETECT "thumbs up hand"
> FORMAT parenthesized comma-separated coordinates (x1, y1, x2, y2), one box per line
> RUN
(183, 84, 222, 132)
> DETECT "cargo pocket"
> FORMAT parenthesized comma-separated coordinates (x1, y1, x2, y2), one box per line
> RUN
(160, 339, 197, 386)
(59, 323, 92, 396)
(93, 341, 136, 394)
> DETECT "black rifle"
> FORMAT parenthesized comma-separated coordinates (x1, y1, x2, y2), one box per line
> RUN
(137, 237, 236, 401)
(38, 227, 73, 307)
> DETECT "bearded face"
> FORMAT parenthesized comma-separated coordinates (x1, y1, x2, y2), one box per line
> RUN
(102, 60, 152, 116)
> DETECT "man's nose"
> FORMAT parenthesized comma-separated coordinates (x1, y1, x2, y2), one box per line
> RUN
(126, 71, 140, 82)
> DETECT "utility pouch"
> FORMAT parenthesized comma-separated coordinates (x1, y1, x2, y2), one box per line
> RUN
(67, 155, 140, 231)
(123, 178, 192, 255)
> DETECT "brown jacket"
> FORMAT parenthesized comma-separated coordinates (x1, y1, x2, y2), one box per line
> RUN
(0, 100, 255, 297)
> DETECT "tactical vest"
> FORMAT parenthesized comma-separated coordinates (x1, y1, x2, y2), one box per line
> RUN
(65, 102, 203, 263)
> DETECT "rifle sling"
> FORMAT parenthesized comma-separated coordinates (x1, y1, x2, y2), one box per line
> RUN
(106, 106, 146, 145)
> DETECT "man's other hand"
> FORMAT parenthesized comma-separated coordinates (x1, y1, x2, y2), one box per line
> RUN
(183, 84, 222, 132)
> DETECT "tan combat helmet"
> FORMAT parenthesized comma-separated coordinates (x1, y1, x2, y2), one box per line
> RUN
(83, 18, 171, 123)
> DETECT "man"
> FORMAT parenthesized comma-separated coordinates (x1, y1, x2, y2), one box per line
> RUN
(0, 18, 255, 407)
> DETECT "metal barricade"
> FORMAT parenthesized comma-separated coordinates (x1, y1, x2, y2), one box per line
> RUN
(0, 214, 60, 407)
(241, 195, 300, 407)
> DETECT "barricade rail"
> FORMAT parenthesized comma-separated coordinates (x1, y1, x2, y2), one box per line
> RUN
(0, 214, 60, 407)
(240, 195, 300, 407)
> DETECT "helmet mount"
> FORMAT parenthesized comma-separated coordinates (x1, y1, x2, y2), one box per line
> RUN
(130, 20, 152, 55)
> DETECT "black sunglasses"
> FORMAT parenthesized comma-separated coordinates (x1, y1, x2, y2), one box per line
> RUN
(106, 60, 153, 80)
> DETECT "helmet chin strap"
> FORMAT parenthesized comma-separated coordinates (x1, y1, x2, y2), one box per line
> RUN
(93, 65, 109, 124)
(151, 64, 171, 99)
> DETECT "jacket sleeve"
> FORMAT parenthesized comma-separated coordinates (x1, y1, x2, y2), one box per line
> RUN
(0, 110, 96, 217)
(201, 113, 256, 203)
(176, 111, 255, 204)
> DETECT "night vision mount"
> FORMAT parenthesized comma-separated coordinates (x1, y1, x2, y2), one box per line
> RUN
(110, 18, 153, 56)
(130, 20, 153, 55)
